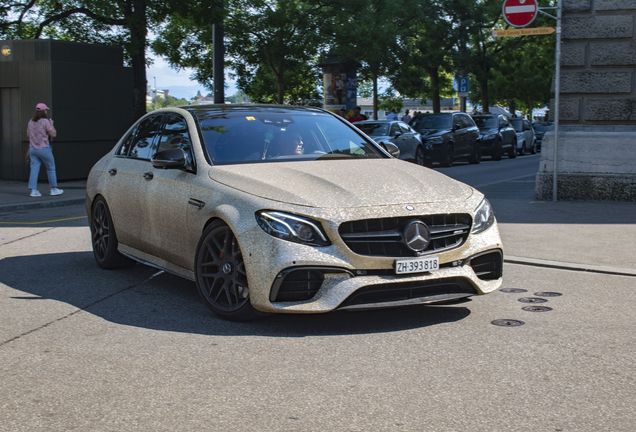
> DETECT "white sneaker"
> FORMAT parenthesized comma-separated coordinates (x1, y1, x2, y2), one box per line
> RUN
(50, 188, 64, 196)
(30, 189, 42, 197)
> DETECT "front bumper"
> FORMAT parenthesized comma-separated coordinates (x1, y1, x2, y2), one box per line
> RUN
(242, 214, 503, 314)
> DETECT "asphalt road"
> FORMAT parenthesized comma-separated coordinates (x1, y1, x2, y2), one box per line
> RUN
(1, 157, 635, 432)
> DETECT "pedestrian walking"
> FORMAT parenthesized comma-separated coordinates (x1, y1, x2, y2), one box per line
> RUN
(401, 110, 412, 123)
(386, 108, 398, 120)
(27, 103, 63, 197)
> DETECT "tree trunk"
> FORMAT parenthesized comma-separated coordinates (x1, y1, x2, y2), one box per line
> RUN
(429, 67, 441, 113)
(509, 99, 516, 117)
(480, 78, 489, 113)
(373, 73, 378, 120)
(130, 0, 148, 120)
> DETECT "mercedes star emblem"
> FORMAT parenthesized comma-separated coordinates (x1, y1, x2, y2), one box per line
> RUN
(403, 220, 431, 252)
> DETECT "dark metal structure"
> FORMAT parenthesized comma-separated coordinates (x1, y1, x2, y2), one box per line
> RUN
(0, 39, 133, 180)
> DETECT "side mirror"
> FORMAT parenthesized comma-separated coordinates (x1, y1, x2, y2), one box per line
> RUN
(151, 148, 186, 169)
(393, 131, 402, 137)
(454, 123, 462, 130)
(381, 141, 401, 158)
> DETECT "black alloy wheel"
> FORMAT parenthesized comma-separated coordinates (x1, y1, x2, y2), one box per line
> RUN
(90, 196, 135, 269)
(195, 221, 260, 321)
(440, 143, 454, 167)
(415, 146, 425, 166)
(508, 140, 517, 158)
(492, 140, 503, 161)
(468, 142, 481, 164)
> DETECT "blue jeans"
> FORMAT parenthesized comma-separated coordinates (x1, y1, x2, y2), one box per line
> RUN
(28, 146, 58, 190)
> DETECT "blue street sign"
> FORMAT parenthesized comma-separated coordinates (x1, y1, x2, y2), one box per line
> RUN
(458, 77, 469, 97)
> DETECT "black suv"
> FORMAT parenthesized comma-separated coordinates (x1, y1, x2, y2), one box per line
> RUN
(471, 114, 517, 160)
(409, 113, 481, 167)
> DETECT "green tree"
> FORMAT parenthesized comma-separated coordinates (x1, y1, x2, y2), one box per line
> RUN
(226, 90, 251, 104)
(1, 0, 222, 120)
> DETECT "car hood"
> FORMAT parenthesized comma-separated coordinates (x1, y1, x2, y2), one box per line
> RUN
(208, 159, 473, 208)
(418, 129, 448, 137)
(479, 128, 498, 135)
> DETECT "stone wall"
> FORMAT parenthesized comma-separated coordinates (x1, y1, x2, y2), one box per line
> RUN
(536, 0, 636, 201)
(553, 0, 636, 124)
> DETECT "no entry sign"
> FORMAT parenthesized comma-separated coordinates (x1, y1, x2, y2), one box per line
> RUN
(503, 0, 538, 28)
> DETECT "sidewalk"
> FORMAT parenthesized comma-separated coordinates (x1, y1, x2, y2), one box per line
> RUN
(0, 179, 87, 212)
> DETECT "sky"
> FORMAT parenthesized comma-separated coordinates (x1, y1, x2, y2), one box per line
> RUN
(146, 56, 238, 100)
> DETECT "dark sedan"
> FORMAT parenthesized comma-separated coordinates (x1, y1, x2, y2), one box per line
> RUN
(354, 120, 424, 165)
(471, 115, 517, 160)
(409, 113, 481, 167)
(532, 121, 554, 151)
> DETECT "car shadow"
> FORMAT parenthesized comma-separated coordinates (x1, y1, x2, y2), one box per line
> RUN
(1, 252, 471, 337)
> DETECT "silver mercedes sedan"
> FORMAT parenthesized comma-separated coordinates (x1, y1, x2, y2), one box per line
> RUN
(86, 105, 503, 321)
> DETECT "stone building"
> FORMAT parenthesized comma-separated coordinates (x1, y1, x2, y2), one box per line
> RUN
(535, 0, 636, 201)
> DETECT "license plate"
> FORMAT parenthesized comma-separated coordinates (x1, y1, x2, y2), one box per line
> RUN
(395, 256, 439, 274)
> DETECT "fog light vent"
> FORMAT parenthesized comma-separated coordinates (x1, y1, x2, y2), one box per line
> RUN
(469, 250, 503, 280)
(272, 269, 324, 302)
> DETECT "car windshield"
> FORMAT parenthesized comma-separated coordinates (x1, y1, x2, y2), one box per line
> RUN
(356, 123, 390, 136)
(193, 110, 386, 164)
(410, 115, 451, 130)
(472, 117, 498, 129)
(511, 119, 524, 132)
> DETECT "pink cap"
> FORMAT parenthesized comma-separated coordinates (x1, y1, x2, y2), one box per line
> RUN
(36, 103, 49, 111)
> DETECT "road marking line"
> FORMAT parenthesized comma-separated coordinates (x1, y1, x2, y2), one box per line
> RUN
(473, 173, 536, 188)
(0, 216, 87, 225)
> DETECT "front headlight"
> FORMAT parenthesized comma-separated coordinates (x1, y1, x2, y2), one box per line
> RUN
(472, 198, 495, 234)
(483, 133, 496, 140)
(256, 211, 331, 246)
(426, 136, 444, 144)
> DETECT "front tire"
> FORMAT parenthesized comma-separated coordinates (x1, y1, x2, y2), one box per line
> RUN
(414, 146, 425, 166)
(468, 142, 481, 164)
(90, 196, 136, 269)
(518, 143, 526, 156)
(195, 221, 260, 321)
(530, 139, 537, 154)
(439, 143, 454, 167)
(492, 140, 503, 161)
(508, 140, 517, 158)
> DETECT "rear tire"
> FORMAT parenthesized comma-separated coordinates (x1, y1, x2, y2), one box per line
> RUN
(439, 143, 454, 167)
(90, 196, 136, 270)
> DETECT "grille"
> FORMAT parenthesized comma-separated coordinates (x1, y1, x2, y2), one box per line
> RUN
(338, 277, 477, 309)
(338, 214, 472, 257)
(271, 269, 324, 302)
(468, 250, 503, 280)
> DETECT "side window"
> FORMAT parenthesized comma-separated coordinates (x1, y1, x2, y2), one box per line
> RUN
(499, 116, 506, 127)
(117, 128, 136, 156)
(129, 115, 164, 160)
(523, 120, 531, 131)
(398, 122, 411, 133)
(460, 114, 474, 128)
(452, 115, 463, 129)
(156, 115, 194, 165)
(390, 123, 401, 136)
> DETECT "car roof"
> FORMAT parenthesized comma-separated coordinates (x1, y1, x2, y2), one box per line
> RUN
(174, 103, 330, 115)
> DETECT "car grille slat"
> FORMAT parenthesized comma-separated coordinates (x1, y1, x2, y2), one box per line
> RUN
(339, 214, 472, 257)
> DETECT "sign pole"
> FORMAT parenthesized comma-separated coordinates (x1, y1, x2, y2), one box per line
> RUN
(552, 0, 561, 201)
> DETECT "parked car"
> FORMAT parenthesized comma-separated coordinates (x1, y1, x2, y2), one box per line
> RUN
(354, 120, 424, 165)
(86, 105, 503, 321)
(409, 113, 481, 167)
(471, 114, 517, 160)
(532, 121, 554, 151)
(510, 118, 537, 155)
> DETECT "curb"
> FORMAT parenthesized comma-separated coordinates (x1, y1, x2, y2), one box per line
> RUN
(505, 255, 636, 277)
(0, 198, 85, 213)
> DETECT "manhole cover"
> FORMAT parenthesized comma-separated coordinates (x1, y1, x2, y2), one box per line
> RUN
(534, 292, 562, 297)
(518, 297, 548, 303)
(522, 306, 553, 312)
(491, 319, 525, 327)
(500, 288, 528, 293)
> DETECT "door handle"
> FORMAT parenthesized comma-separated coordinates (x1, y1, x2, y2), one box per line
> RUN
(143, 172, 154, 180)
(108, 168, 117, 175)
